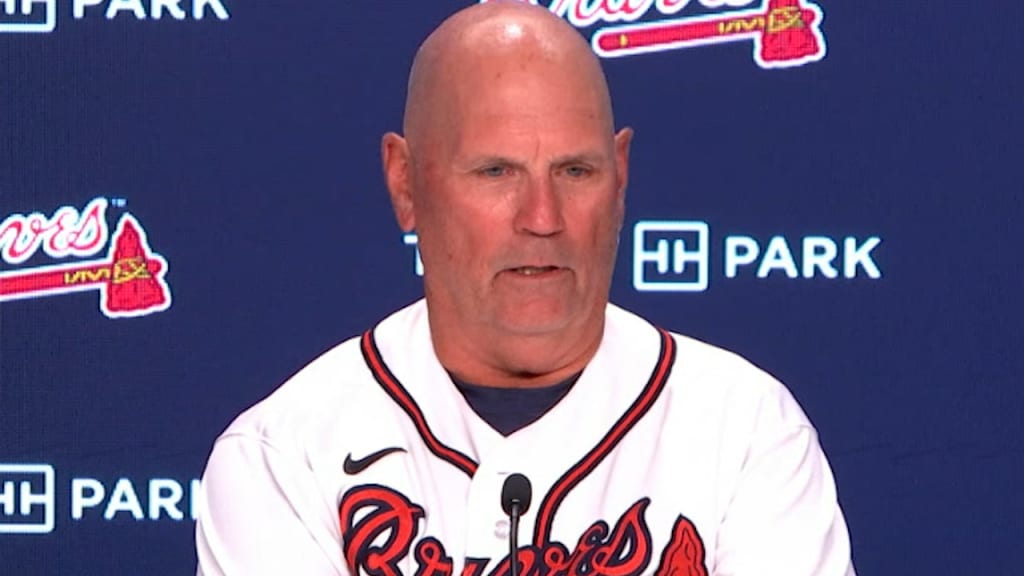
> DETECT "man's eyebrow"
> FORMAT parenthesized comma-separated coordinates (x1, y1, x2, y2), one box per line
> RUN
(551, 152, 608, 166)
(454, 155, 523, 169)
(455, 152, 607, 169)
(472, 155, 522, 166)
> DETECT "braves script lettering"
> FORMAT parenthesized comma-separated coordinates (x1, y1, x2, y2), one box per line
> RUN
(339, 484, 425, 576)
(0, 197, 109, 264)
(340, 485, 708, 576)
(483, 0, 826, 69)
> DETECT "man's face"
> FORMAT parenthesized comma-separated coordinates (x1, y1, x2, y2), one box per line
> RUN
(400, 53, 631, 343)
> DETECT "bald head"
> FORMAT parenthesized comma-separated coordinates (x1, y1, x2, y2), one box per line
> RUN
(403, 1, 614, 150)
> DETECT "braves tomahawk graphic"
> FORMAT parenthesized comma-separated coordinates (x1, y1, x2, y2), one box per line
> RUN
(483, 0, 826, 69)
(340, 485, 707, 576)
(0, 197, 171, 318)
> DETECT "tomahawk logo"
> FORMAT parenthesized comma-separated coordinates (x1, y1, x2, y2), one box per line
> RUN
(0, 198, 172, 318)
(483, 0, 827, 69)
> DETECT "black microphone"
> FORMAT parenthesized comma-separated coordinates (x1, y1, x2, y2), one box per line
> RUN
(500, 473, 532, 576)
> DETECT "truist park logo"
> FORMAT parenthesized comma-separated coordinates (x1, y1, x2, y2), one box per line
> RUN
(485, 0, 827, 69)
(0, 0, 230, 33)
(0, 198, 172, 318)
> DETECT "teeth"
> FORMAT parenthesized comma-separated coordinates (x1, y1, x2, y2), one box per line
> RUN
(517, 267, 549, 275)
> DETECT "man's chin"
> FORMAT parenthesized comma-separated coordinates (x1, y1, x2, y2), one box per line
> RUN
(493, 304, 580, 338)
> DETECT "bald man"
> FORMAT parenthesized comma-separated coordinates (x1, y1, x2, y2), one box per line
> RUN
(195, 3, 856, 575)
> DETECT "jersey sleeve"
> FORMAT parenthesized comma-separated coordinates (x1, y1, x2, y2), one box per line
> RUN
(713, 384, 856, 576)
(195, 433, 350, 576)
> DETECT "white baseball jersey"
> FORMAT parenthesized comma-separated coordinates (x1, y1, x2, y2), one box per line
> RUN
(196, 299, 856, 575)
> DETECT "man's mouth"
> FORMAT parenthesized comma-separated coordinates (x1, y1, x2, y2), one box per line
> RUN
(510, 266, 560, 276)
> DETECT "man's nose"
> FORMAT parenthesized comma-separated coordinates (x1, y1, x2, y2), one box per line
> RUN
(513, 175, 565, 236)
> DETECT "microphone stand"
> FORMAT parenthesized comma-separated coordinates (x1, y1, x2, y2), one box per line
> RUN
(509, 500, 522, 576)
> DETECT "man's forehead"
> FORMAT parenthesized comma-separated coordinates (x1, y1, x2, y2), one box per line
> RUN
(447, 101, 612, 150)
(415, 61, 614, 159)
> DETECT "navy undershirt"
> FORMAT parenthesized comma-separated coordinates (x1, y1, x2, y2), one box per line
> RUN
(451, 372, 581, 436)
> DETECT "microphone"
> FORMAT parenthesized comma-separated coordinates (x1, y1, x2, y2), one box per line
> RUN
(500, 473, 532, 576)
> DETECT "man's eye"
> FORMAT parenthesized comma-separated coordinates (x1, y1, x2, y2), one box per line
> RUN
(480, 165, 508, 177)
(564, 165, 591, 178)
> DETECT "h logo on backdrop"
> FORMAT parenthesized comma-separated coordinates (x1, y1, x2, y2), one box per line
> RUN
(0, 464, 55, 534)
(0, 0, 55, 32)
(633, 220, 883, 292)
(634, 221, 710, 292)
(0, 463, 202, 534)
(0, 0, 229, 32)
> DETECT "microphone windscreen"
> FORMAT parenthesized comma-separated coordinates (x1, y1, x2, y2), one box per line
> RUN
(500, 473, 533, 516)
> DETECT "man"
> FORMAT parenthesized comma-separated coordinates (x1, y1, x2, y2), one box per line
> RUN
(196, 2, 856, 575)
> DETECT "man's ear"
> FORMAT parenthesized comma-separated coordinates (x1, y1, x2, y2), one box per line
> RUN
(613, 127, 634, 204)
(382, 132, 416, 232)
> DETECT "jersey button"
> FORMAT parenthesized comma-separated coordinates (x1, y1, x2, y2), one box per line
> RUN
(494, 518, 510, 539)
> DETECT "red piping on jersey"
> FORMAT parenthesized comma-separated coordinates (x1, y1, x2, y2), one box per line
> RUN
(532, 328, 677, 547)
(361, 330, 479, 478)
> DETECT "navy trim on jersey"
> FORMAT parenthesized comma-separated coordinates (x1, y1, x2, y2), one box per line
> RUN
(361, 330, 479, 478)
(532, 328, 677, 547)
(452, 372, 580, 436)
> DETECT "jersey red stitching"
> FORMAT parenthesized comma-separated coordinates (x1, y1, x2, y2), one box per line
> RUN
(361, 330, 479, 477)
(532, 328, 676, 546)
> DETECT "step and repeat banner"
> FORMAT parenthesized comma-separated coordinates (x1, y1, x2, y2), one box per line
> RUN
(1, 1, 1021, 574)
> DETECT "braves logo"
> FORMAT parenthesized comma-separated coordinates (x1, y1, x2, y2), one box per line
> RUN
(0, 197, 171, 318)
(483, 0, 827, 69)
(340, 485, 707, 576)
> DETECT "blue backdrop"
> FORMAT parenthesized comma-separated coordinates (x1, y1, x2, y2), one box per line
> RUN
(2, 0, 1022, 574)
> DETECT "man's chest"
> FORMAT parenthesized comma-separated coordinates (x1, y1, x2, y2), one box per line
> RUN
(332, 426, 722, 576)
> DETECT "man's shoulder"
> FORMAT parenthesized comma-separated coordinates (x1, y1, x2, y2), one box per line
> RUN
(218, 333, 368, 444)
(216, 302, 428, 446)
(608, 302, 778, 379)
(606, 303, 811, 428)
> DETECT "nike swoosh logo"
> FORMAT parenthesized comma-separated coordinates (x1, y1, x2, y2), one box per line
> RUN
(343, 447, 407, 475)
